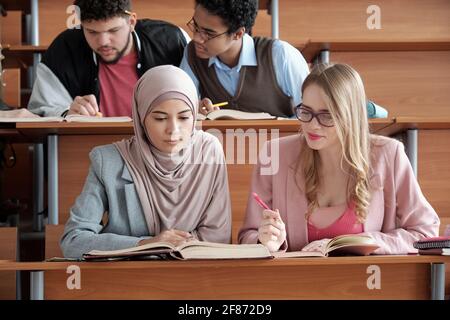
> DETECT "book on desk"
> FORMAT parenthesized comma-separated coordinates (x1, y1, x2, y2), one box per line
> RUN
(0, 109, 132, 123)
(82, 240, 273, 261)
(414, 236, 450, 256)
(52, 234, 380, 262)
(274, 234, 379, 258)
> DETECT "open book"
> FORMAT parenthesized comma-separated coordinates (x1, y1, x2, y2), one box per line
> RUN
(273, 235, 379, 258)
(83, 240, 273, 261)
(0, 111, 132, 123)
(197, 109, 276, 121)
(81, 235, 378, 262)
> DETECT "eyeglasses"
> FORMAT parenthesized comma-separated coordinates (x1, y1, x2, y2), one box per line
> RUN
(295, 105, 334, 127)
(186, 18, 228, 42)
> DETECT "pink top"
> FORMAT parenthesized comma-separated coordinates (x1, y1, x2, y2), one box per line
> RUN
(307, 202, 364, 242)
(98, 51, 139, 117)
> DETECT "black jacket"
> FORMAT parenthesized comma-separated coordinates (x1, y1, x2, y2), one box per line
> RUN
(40, 19, 187, 105)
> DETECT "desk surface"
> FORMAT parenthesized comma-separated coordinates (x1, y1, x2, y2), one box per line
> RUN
(301, 40, 450, 62)
(2, 45, 48, 53)
(376, 117, 450, 136)
(15, 119, 393, 136)
(0, 254, 448, 271)
(2, 255, 448, 299)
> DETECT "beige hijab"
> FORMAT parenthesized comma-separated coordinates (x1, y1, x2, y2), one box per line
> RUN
(114, 65, 231, 242)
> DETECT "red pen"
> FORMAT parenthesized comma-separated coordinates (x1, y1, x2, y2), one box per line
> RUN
(252, 192, 271, 210)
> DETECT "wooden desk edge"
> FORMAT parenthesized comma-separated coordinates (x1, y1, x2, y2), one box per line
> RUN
(1, 255, 449, 271)
(301, 40, 450, 62)
(376, 117, 450, 136)
(15, 119, 394, 135)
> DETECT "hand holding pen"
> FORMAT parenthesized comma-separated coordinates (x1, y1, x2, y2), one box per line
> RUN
(252, 193, 287, 252)
(199, 97, 228, 115)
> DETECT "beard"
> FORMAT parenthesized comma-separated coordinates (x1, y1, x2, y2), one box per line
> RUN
(97, 32, 132, 65)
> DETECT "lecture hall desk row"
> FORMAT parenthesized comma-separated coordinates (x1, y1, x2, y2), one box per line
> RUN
(1, 223, 449, 300)
(0, 254, 449, 300)
(2, 118, 449, 300)
(14, 119, 394, 239)
(12, 118, 450, 235)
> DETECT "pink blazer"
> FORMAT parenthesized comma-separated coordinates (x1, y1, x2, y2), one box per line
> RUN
(238, 134, 440, 254)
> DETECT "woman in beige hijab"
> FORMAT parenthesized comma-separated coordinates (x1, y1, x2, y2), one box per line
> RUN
(61, 65, 232, 258)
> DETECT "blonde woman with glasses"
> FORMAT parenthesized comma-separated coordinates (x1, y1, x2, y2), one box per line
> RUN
(239, 63, 439, 254)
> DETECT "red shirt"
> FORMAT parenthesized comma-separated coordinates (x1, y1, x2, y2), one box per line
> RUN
(98, 51, 139, 117)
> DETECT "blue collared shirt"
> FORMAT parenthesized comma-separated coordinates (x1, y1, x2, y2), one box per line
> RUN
(179, 34, 310, 107)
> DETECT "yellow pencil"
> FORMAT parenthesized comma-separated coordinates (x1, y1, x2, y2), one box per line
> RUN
(212, 102, 228, 108)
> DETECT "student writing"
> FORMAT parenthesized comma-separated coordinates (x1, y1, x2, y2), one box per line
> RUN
(28, 0, 188, 118)
(239, 63, 439, 254)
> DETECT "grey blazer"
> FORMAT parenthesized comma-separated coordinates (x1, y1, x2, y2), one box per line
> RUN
(60, 144, 232, 258)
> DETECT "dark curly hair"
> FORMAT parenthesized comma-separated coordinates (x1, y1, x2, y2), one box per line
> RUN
(73, 0, 131, 22)
(195, 0, 258, 34)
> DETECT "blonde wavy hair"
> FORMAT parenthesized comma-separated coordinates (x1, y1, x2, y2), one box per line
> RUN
(296, 63, 371, 223)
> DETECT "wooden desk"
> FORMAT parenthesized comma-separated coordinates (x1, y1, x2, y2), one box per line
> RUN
(299, 41, 450, 118)
(301, 40, 450, 63)
(376, 116, 450, 137)
(16, 119, 393, 243)
(376, 117, 450, 233)
(0, 126, 28, 143)
(0, 255, 448, 300)
(0, 0, 31, 13)
(2, 45, 48, 68)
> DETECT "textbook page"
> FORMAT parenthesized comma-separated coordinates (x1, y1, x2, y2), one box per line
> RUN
(83, 240, 272, 261)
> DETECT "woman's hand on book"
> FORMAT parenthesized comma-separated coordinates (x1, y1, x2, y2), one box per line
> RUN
(138, 229, 194, 247)
(258, 209, 286, 252)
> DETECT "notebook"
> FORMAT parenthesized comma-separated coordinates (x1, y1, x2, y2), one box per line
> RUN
(413, 236, 450, 250)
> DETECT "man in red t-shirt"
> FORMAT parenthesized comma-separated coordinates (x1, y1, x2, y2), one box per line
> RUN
(28, 0, 189, 117)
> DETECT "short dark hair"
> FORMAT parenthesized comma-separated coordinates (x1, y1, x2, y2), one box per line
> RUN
(73, 0, 131, 22)
(195, 0, 258, 34)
